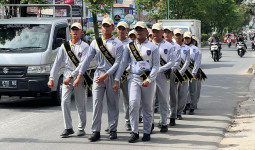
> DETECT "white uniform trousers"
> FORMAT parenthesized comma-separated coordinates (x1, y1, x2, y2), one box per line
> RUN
(195, 80, 202, 109)
(189, 79, 198, 110)
(155, 72, 170, 125)
(169, 73, 179, 118)
(177, 80, 189, 116)
(120, 81, 130, 124)
(61, 77, 87, 130)
(128, 75, 156, 134)
(91, 70, 120, 132)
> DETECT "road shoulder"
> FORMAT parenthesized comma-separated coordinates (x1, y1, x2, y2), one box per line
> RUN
(218, 76, 255, 149)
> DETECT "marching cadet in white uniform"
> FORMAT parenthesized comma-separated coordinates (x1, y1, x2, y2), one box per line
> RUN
(48, 23, 89, 138)
(72, 18, 123, 142)
(192, 36, 203, 109)
(113, 22, 160, 143)
(128, 30, 136, 41)
(151, 23, 175, 132)
(116, 21, 132, 131)
(128, 30, 144, 123)
(163, 26, 182, 126)
(175, 29, 191, 120)
(184, 32, 200, 115)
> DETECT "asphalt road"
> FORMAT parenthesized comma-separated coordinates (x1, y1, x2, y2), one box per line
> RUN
(0, 42, 254, 150)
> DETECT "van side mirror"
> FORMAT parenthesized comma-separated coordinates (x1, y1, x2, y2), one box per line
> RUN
(54, 38, 63, 49)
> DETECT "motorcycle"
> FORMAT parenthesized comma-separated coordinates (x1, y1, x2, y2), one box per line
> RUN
(251, 40, 255, 51)
(227, 38, 231, 48)
(236, 42, 245, 57)
(210, 42, 221, 62)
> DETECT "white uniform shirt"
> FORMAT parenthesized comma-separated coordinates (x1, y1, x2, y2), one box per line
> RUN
(170, 41, 181, 71)
(120, 37, 132, 71)
(120, 37, 132, 45)
(178, 43, 190, 75)
(115, 39, 160, 83)
(188, 44, 200, 74)
(153, 40, 175, 72)
(49, 40, 89, 81)
(73, 36, 123, 76)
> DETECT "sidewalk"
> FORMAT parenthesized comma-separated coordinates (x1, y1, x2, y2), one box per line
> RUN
(218, 76, 255, 149)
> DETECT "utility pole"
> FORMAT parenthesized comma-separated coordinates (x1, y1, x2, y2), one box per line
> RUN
(167, 0, 170, 19)
(53, 0, 55, 18)
(111, 2, 114, 19)
(81, 0, 84, 31)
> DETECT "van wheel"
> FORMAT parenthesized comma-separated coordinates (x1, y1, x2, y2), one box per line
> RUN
(52, 76, 63, 106)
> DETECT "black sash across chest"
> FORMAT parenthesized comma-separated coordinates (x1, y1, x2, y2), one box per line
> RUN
(128, 42, 150, 81)
(63, 41, 93, 90)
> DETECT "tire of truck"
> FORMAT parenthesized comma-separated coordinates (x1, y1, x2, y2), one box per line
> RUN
(51, 76, 63, 106)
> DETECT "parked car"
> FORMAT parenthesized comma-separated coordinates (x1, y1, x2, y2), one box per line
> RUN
(224, 33, 236, 43)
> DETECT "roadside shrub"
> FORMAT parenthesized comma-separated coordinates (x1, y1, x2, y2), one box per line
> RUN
(201, 34, 210, 42)
(86, 29, 94, 34)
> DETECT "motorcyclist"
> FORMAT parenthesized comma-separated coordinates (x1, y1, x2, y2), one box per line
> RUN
(251, 32, 255, 41)
(208, 32, 222, 57)
(236, 33, 247, 52)
(250, 32, 255, 49)
(226, 33, 232, 46)
(226, 33, 231, 39)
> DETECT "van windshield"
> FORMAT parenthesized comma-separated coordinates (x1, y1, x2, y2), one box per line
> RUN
(0, 24, 51, 52)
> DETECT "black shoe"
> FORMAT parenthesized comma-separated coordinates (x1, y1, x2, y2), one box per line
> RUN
(160, 125, 168, 133)
(109, 131, 117, 140)
(142, 133, 151, 141)
(77, 130, 85, 136)
(126, 123, 131, 131)
(139, 116, 143, 123)
(177, 115, 182, 120)
(183, 109, 186, 114)
(88, 132, 100, 142)
(183, 103, 190, 114)
(189, 109, 195, 115)
(154, 108, 158, 113)
(151, 123, 154, 133)
(128, 132, 139, 143)
(105, 128, 109, 133)
(169, 118, 176, 126)
(60, 128, 74, 138)
(157, 121, 162, 128)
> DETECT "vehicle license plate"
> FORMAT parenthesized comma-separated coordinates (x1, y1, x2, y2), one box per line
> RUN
(0, 80, 17, 88)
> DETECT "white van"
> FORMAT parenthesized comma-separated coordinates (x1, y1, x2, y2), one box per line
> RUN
(0, 18, 96, 105)
(158, 19, 201, 47)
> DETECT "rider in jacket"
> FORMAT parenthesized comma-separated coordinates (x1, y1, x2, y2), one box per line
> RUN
(208, 32, 222, 57)
(236, 33, 247, 51)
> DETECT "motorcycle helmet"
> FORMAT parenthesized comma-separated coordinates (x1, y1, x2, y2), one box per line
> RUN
(212, 32, 217, 35)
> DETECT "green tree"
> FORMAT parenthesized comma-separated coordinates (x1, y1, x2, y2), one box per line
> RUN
(85, 0, 114, 38)
(135, 0, 254, 34)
